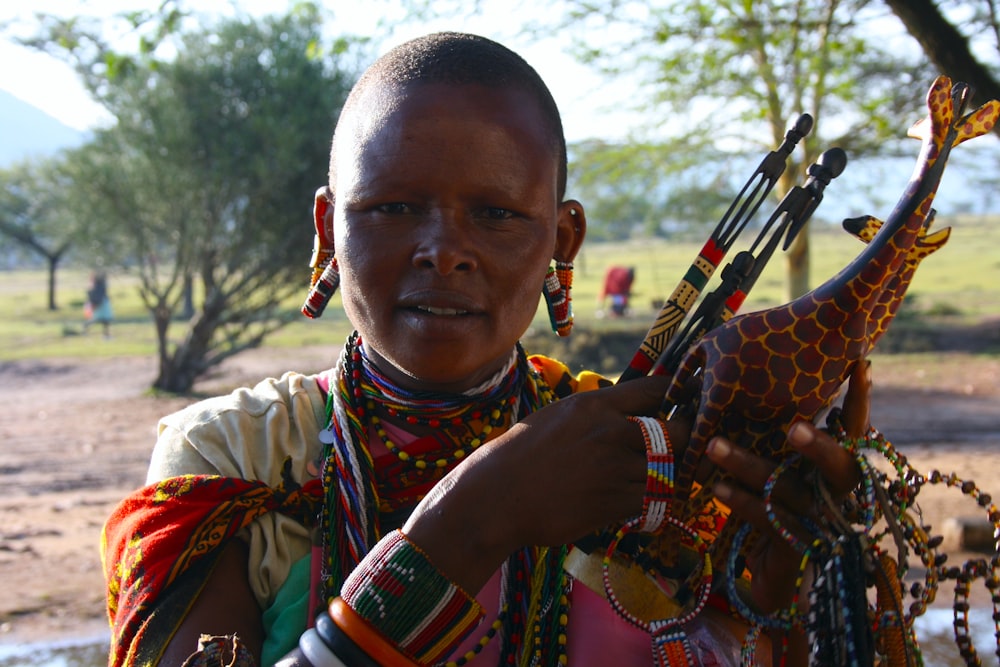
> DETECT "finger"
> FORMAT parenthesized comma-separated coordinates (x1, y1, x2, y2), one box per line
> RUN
(593, 374, 672, 416)
(788, 421, 860, 496)
(706, 436, 813, 506)
(705, 437, 775, 491)
(841, 359, 872, 439)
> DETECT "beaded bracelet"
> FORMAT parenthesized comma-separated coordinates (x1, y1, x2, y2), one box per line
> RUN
(627, 415, 675, 532)
(601, 515, 712, 667)
(602, 515, 712, 632)
(339, 529, 484, 666)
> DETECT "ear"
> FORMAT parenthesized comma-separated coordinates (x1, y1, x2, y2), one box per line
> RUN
(554, 199, 586, 263)
(313, 185, 336, 247)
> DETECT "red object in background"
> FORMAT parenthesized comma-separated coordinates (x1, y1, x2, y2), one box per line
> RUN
(601, 266, 635, 316)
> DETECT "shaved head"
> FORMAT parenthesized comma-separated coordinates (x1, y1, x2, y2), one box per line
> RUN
(331, 32, 567, 199)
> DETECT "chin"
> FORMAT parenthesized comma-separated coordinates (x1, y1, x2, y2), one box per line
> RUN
(394, 348, 513, 392)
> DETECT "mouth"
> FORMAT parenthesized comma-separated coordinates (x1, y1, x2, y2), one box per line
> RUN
(415, 305, 471, 316)
(400, 290, 481, 318)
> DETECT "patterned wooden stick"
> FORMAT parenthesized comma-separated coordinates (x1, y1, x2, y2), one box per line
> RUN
(650, 147, 847, 377)
(617, 114, 814, 383)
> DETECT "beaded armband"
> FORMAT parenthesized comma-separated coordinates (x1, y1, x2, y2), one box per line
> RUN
(628, 416, 675, 532)
(338, 529, 485, 666)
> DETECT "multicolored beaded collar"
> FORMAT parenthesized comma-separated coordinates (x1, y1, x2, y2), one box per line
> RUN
(351, 339, 524, 471)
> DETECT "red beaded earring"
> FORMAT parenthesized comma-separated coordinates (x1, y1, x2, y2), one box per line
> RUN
(301, 187, 339, 319)
(543, 261, 574, 336)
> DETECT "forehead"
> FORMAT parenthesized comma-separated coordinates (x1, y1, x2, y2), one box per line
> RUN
(334, 81, 556, 171)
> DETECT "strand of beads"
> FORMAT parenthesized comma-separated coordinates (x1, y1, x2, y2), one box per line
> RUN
(368, 397, 513, 469)
(601, 516, 712, 667)
(842, 427, 1000, 665)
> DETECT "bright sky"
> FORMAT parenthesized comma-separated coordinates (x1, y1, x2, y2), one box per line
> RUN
(0, 0, 641, 141)
(3, 2, 997, 217)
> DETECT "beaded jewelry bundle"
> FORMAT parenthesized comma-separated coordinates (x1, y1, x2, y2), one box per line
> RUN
(727, 409, 1000, 667)
(590, 408, 1000, 667)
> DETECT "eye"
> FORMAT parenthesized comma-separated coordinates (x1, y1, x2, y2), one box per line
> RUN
(482, 206, 516, 220)
(376, 202, 415, 215)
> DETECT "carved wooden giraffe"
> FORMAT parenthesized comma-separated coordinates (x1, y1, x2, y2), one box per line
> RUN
(842, 210, 951, 343)
(657, 77, 1000, 564)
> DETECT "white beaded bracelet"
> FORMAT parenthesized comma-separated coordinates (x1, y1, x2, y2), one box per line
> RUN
(628, 415, 674, 533)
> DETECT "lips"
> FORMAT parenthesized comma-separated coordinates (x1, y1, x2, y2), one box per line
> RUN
(416, 305, 470, 316)
(400, 290, 481, 317)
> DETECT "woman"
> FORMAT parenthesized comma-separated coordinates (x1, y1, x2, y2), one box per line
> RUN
(103, 32, 862, 666)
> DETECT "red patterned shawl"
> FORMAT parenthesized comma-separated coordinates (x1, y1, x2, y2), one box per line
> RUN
(101, 461, 321, 667)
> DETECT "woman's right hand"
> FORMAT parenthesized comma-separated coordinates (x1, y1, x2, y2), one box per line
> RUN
(403, 373, 681, 594)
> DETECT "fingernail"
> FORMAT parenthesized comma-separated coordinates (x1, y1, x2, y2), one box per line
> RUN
(714, 482, 732, 502)
(708, 438, 731, 458)
(789, 422, 812, 448)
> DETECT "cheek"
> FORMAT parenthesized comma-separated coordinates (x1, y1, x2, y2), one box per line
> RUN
(336, 227, 386, 292)
(503, 262, 549, 318)
(335, 250, 382, 322)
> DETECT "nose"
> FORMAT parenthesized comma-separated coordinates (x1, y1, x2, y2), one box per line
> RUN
(412, 209, 478, 274)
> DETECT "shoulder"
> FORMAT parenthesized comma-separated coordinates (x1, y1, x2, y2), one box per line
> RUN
(527, 354, 613, 399)
(148, 371, 328, 485)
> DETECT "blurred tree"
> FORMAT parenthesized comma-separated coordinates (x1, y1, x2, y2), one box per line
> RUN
(548, 0, 931, 299)
(28, 4, 358, 392)
(0, 160, 76, 310)
(884, 0, 1000, 124)
(569, 139, 739, 241)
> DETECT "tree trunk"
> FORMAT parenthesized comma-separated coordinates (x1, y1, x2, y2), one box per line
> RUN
(47, 256, 58, 311)
(153, 290, 224, 393)
(785, 221, 810, 301)
(884, 0, 1000, 125)
(182, 273, 195, 319)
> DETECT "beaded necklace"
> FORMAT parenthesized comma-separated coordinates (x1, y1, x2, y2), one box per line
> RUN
(354, 342, 523, 470)
(318, 332, 570, 665)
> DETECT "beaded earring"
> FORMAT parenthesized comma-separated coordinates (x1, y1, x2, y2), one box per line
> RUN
(301, 186, 340, 319)
(543, 260, 573, 336)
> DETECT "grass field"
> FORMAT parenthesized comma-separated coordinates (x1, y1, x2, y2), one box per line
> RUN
(1, 214, 998, 362)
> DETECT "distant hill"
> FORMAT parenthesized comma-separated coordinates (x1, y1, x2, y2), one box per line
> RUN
(0, 89, 86, 166)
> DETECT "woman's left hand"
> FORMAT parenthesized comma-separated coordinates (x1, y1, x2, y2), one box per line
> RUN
(705, 359, 870, 613)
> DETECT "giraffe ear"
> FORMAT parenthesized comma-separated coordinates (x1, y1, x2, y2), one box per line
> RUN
(953, 98, 1000, 146)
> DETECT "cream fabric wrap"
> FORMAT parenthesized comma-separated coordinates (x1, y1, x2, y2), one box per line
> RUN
(147, 371, 327, 610)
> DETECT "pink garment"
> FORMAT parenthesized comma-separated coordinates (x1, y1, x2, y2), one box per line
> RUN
(451, 568, 652, 665)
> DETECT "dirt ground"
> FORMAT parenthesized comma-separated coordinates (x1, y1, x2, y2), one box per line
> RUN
(0, 343, 998, 652)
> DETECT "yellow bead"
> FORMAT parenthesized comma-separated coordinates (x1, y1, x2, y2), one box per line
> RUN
(436, 459, 448, 468)
(455, 449, 466, 459)
(399, 451, 410, 461)
(416, 460, 427, 470)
